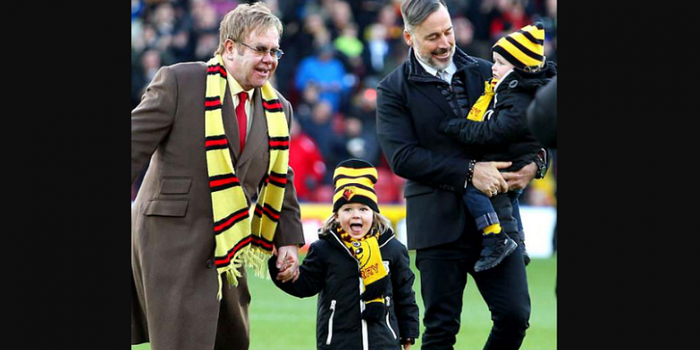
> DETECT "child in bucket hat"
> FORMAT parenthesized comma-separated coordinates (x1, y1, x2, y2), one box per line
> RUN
(269, 159, 419, 349)
(438, 22, 557, 272)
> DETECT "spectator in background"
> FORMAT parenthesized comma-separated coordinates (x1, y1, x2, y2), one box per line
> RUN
(452, 16, 483, 59)
(294, 81, 321, 125)
(295, 44, 351, 113)
(289, 118, 327, 201)
(489, 0, 531, 42)
(348, 86, 379, 128)
(328, 0, 354, 39)
(465, 0, 501, 58)
(350, 0, 388, 37)
(335, 116, 382, 167)
(334, 22, 364, 61)
(300, 100, 339, 184)
(362, 23, 391, 77)
(334, 22, 367, 79)
(541, 0, 557, 62)
(131, 49, 162, 110)
(191, 0, 221, 61)
(377, 2, 404, 43)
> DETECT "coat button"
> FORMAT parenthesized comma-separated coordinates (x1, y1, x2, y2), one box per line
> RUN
(509, 80, 519, 88)
(206, 259, 215, 269)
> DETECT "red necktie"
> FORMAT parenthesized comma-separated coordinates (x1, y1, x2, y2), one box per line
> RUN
(236, 91, 248, 153)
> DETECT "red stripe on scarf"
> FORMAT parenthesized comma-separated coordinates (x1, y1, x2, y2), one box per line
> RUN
(262, 205, 280, 220)
(215, 236, 252, 265)
(207, 65, 227, 77)
(269, 140, 290, 147)
(205, 99, 221, 108)
(268, 173, 287, 185)
(263, 101, 282, 110)
(205, 138, 228, 147)
(210, 176, 239, 188)
(214, 210, 249, 233)
(251, 236, 274, 250)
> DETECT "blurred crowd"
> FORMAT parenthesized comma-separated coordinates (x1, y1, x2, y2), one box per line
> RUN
(131, 0, 558, 205)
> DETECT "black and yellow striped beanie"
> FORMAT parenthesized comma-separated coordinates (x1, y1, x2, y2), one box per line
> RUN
(332, 159, 380, 213)
(493, 22, 545, 72)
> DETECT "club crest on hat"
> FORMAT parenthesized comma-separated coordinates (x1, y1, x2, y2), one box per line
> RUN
(343, 187, 356, 201)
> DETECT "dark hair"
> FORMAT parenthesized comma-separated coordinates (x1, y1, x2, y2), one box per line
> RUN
(400, 0, 447, 32)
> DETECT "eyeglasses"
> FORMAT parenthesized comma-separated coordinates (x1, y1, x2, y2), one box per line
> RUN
(235, 40, 284, 60)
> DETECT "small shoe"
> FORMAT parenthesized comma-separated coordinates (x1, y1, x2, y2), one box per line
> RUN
(474, 235, 517, 272)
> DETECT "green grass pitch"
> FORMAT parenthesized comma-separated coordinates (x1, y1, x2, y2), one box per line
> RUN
(132, 253, 556, 350)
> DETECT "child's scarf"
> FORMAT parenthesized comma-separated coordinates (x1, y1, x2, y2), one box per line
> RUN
(466, 78, 499, 121)
(205, 54, 290, 300)
(339, 227, 387, 305)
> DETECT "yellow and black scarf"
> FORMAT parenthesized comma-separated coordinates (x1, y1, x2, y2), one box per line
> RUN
(467, 78, 499, 121)
(205, 54, 290, 299)
(339, 227, 387, 305)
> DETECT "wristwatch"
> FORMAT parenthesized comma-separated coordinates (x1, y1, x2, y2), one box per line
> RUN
(465, 159, 476, 188)
(534, 148, 548, 179)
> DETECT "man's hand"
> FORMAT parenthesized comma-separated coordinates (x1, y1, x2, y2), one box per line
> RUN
(472, 161, 511, 197)
(501, 162, 537, 191)
(275, 245, 300, 283)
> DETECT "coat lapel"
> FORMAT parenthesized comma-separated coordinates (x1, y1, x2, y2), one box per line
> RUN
(222, 84, 242, 161)
(237, 88, 266, 167)
(412, 81, 458, 119)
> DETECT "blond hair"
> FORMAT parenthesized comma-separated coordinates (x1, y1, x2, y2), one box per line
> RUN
(321, 211, 393, 236)
(215, 2, 283, 56)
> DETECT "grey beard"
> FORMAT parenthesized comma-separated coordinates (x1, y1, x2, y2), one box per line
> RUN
(414, 47, 453, 71)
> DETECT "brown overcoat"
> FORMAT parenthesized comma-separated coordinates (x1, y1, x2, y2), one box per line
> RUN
(131, 62, 304, 350)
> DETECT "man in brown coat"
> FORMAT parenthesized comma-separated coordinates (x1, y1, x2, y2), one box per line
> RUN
(131, 3, 304, 349)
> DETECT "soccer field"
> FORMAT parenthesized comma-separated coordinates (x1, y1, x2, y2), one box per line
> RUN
(132, 253, 557, 350)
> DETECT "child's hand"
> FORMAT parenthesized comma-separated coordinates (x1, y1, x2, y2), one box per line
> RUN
(276, 245, 300, 283)
(401, 338, 413, 350)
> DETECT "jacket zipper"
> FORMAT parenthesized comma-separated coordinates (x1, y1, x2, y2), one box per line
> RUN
(328, 231, 369, 350)
(326, 300, 337, 345)
(385, 296, 397, 339)
(360, 277, 369, 350)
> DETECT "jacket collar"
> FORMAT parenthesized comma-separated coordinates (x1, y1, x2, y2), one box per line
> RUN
(495, 61, 558, 94)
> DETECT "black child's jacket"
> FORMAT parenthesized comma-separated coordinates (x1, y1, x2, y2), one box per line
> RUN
(439, 62, 557, 172)
(268, 227, 419, 350)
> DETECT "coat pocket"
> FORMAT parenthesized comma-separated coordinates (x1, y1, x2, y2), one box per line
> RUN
(159, 178, 192, 194)
(326, 299, 337, 345)
(143, 199, 188, 217)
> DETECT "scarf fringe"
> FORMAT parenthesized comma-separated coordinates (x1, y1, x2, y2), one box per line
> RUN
(216, 255, 245, 300)
(245, 246, 271, 280)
